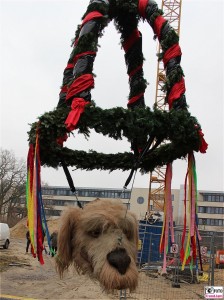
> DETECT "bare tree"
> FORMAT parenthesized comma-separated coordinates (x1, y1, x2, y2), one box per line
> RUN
(0, 148, 26, 224)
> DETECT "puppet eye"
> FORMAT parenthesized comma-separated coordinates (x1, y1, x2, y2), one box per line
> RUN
(89, 228, 102, 238)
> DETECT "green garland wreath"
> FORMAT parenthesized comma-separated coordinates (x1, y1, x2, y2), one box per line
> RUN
(28, 0, 207, 173)
(28, 105, 201, 172)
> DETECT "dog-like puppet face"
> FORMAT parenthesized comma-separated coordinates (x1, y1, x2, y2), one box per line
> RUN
(56, 199, 139, 291)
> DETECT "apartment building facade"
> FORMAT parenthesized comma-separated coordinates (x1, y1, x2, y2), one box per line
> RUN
(41, 185, 224, 233)
(197, 191, 224, 232)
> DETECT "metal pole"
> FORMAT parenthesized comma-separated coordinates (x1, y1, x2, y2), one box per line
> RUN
(148, 232, 152, 264)
(120, 289, 126, 299)
(172, 253, 180, 288)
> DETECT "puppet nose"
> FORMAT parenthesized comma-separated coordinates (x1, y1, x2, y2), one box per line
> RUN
(107, 248, 131, 275)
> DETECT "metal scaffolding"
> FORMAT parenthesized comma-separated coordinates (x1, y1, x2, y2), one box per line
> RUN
(148, 0, 182, 213)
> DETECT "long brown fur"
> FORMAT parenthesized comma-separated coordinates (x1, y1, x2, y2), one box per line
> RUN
(56, 199, 139, 291)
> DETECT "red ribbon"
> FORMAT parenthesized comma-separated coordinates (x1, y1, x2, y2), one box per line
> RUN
(74, 11, 103, 48)
(128, 92, 144, 106)
(163, 44, 182, 67)
(37, 216, 44, 265)
(60, 86, 68, 93)
(198, 129, 208, 153)
(167, 78, 185, 109)
(191, 236, 197, 260)
(56, 134, 68, 146)
(65, 98, 90, 132)
(73, 51, 96, 65)
(129, 65, 143, 78)
(65, 63, 74, 70)
(180, 169, 188, 263)
(66, 74, 94, 101)
(74, 38, 79, 46)
(138, 0, 148, 19)
(123, 29, 141, 53)
(82, 11, 103, 27)
(153, 15, 167, 40)
(27, 144, 34, 192)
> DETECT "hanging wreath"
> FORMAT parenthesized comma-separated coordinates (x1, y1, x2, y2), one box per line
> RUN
(28, 0, 208, 173)
(26, 0, 208, 266)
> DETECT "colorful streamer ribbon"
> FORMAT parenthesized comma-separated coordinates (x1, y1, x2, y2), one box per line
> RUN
(159, 163, 174, 273)
(26, 128, 52, 263)
(180, 153, 202, 270)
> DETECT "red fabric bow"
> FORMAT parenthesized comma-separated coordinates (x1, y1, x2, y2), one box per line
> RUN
(65, 98, 90, 132)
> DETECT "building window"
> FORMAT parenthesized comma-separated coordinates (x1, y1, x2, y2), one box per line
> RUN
(56, 189, 67, 196)
(42, 188, 54, 195)
(214, 219, 219, 226)
(199, 218, 223, 226)
(198, 206, 224, 214)
(202, 193, 224, 202)
(198, 206, 205, 213)
(75, 189, 130, 199)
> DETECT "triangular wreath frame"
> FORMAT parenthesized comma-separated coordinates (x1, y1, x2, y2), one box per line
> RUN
(27, 0, 207, 174)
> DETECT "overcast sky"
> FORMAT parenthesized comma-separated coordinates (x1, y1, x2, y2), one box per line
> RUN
(0, 0, 223, 192)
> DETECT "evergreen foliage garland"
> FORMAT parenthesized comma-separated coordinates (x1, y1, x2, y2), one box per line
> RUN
(28, 105, 202, 171)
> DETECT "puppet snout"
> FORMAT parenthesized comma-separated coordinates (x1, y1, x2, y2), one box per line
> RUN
(107, 248, 131, 275)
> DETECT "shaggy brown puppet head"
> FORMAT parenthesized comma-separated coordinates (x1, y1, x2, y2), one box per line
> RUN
(56, 199, 139, 291)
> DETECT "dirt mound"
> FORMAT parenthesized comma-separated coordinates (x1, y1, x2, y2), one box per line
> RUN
(10, 217, 60, 238)
(10, 218, 27, 238)
(47, 218, 60, 233)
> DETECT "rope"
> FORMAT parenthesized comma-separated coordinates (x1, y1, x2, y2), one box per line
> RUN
(60, 158, 83, 209)
(124, 136, 161, 188)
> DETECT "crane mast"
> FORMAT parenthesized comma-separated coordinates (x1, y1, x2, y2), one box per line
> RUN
(148, 0, 183, 214)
